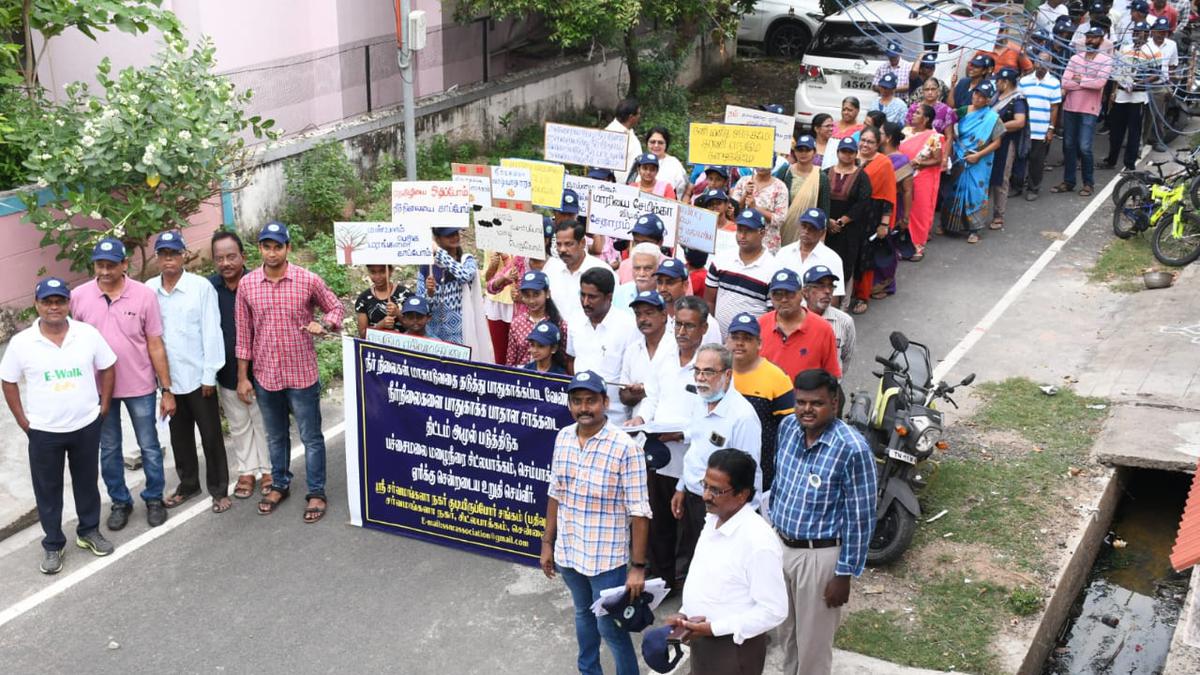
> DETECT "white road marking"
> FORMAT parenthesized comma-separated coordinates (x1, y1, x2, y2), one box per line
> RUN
(0, 421, 346, 629)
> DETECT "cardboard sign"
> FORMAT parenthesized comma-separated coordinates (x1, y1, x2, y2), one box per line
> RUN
(562, 174, 614, 218)
(724, 105, 795, 155)
(687, 123, 775, 169)
(333, 221, 433, 266)
(585, 181, 642, 240)
(451, 163, 492, 207)
(500, 158, 566, 209)
(363, 329, 473, 361)
(391, 181, 471, 230)
(676, 204, 719, 254)
(489, 166, 534, 211)
(632, 192, 679, 248)
(543, 122, 629, 171)
(473, 206, 547, 260)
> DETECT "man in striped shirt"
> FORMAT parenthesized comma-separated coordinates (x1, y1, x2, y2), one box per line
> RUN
(1015, 50, 1063, 201)
(770, 368, 876, 675)
(704, 208, 777, 337)
(235, 222, 345, 524)
(541, 370, 650, 675)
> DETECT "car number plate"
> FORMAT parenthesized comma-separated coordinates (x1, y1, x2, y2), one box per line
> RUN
(844, 77, 874, 90)
(887, 448, 917, 464)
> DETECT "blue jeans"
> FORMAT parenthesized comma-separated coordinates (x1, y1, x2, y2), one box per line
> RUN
(100, 392, 165, 504)
(1062, 110, 1097, 188)
(255, 382, 325, 499)
(557, 565, 639, 675)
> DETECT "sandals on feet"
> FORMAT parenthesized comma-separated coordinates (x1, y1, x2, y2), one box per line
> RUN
(163, 489, 199, 509)
(259, 474, 273, 496)
(850, 299, 869, 315)
(212, 497, 232, 514)
(303, 497, 327, 524)
(1078, 185, 1094, 197)
(989, 219, 1004, 230)
(257, 486, 289, 515)
(967, 233, 981, 244)
(233, 475, 255, 499)
(1050, 183, 1074, 194)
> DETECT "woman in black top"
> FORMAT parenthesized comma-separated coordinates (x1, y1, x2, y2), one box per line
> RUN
(354, 264, 411, 337)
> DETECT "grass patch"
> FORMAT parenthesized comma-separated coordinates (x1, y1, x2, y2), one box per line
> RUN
(1088, 235, 1158, 292)
(837, 576, 1010, 674)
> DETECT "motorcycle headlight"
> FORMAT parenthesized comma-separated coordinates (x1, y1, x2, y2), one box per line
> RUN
(909, 415, 939, 455)
(915, 428, 940, 455)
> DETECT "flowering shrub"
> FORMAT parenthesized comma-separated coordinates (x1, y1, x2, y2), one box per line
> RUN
(18, 35, 278, 276)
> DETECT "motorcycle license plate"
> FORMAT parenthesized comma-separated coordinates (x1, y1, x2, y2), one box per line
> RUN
(887, 449, 917, 464)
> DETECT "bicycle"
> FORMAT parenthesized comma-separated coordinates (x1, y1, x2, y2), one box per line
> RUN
(1110, 147, 1200, 209)
(1111, 152, 1200, 241)
(1151, 175, 1200, 266)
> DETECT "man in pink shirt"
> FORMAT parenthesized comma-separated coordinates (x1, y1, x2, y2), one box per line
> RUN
(1054, 27, 1114, 197)
(70, 238, 176, 530)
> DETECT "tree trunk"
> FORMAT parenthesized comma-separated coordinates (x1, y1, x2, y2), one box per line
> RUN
(623, 29, 640, 100)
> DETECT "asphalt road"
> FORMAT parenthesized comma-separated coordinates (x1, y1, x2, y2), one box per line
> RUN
(0, 132, 1139, 674)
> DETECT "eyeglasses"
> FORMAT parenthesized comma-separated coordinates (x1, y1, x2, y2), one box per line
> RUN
(694, 367, 726, 379)
(700, 481, 735, 497)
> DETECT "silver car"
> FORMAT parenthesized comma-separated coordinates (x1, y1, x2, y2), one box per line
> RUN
(737, 0, 827, 59)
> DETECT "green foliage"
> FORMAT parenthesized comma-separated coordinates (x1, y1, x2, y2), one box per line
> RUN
(1088, 235, 1159, 292)
(16, 35, 277, 278)
(316, 338, 342, 395)
(283, 139, 356, 237)
(305, 231, 352, 297)
(0, 89, 31, 187)
(1007, 586, 1043, 616)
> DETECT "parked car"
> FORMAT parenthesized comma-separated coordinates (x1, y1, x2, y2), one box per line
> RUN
(793, 0, 974, 128)
(737, 0, 827, 59)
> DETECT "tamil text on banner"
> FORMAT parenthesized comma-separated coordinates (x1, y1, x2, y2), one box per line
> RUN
(585, 181, 643, 240)
(724, 104, 795, 156)
(333, 222, 434, 266)
(451, 163, 492, 208)
(392, 181, 471, 229)
(543, 122, 630, 171)
(687, 122, 775, 169)
(364, 328, 472, 360)
(562, 174, 612, 218)
(473, 206, 547, 260)
(490, 165, 534, 211)
(500, 158, 566, 209)
(676, 204, 719, 254)
(343, 340, 573, 566)
(632, 192, 680, 248)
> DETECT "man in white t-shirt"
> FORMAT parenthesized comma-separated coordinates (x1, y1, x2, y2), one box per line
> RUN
(775, 208, 845, 305)
(1, 278, 118, 574)
(605, 98, 643, 181)
(1037, 0, 1071, 31)
(542, 219, 617, 326)
(1147, 17, 1179, 151)
(567, 267, 639, 424)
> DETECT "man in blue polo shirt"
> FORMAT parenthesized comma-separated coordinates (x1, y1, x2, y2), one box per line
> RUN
(2, 278, 118, 574)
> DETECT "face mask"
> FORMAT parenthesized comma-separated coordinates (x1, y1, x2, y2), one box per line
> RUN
(699, 379, 727, 404)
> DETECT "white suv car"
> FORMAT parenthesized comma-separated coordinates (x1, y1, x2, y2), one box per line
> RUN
(737, 0, 827, 59)
(793, 0, 974, 127)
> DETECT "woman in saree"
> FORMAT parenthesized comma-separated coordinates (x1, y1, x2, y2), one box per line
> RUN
(898, 104, 944, 262)
(779, 134, 831, 248)
(849, 126, 897, 315)
(942, 82, 1003, 245)
(812, 113, 836, 167)
(832, 96, 864, 140)
(871, 123, 913, 297)
(823, 136, 873, 310)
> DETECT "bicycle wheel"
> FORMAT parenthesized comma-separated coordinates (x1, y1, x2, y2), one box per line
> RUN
(1188, 174, 1200, 210)
(1112, 173, 1147, 206)
(1112, 185, 1152, 239)
(1151, 206, 1200, 266)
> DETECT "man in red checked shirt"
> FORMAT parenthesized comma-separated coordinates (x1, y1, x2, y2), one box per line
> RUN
(235, 222, 345, 524)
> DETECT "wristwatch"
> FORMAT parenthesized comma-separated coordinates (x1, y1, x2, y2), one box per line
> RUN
(630, 561, 648, 569)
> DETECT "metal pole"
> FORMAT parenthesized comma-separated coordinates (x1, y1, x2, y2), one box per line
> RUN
(397, 0, 417, 180)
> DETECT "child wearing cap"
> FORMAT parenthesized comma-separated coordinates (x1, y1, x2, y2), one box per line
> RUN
(417, 228, 493, 360)
(522, 320, 569, 376)
(398, 296, 433, 337)
(505, 270, 569, 368)
(629, 152, 677, 199)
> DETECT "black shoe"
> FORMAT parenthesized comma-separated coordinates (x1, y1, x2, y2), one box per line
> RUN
(40, 549, 64, 575)
(146, 499, 168, 527)
(77, 531, 114, 556)
(1097, 125, 1109, 135)
(107, 502, 132, 531)
(1098, 161, 1117, 170)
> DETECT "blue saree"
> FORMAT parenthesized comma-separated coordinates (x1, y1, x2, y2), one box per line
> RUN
(945, 106, 1001, 234)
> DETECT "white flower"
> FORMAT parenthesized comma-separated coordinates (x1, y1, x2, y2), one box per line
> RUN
(217, 123, 228, 133)
(177, 165, 189, 174)
(64, 208, 75, 216)
(136, 82, 146, 90)
(128, 94, 140, 105)
(35, 177, 48, 188)
(56, 222, 70, 232)
(68, 167, 78, 176)
(38, 141, 46, 147)
(199, 138, 211, 149)
(55, 119, 65, 127)
(39, 153, 51, 160)
(121, 162, 132, 172)
(178, 130, 192, 141)
(113, 225, 125, 238)
(157, 137, 168, 147)
(89, 211, 102, 220)
(81, 135, 95, 148)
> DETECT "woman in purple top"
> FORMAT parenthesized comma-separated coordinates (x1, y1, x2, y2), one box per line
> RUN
(904, 78, 958, 135)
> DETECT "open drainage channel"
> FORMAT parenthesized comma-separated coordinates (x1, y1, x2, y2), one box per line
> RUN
(1040, 468, 1192, 674)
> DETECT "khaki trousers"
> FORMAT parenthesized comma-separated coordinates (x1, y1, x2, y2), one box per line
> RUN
(217, 385, 270, 476)
(779, 545, 842, 675)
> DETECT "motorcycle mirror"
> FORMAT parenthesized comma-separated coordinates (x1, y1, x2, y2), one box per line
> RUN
(889, 331, 910, 353)
(960, 373, 976, 386)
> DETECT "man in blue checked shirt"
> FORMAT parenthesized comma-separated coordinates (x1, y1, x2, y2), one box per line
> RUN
(769, 368, 876, 675)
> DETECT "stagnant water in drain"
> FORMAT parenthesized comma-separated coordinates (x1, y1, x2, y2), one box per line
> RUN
(1043, 469, 1192, 675)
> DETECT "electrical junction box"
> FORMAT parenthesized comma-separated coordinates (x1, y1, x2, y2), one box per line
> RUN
(409, 10, 427, 51)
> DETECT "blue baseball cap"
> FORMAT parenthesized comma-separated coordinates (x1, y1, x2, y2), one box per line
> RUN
(1085, 25, 1105, 37)
(400, 296, 430, 316)
(919, 52, 938, 67)
(631, 213, 666, 239)
(258, 221, 290, 244)
(1088, 0, 1105, 13)
(727, 312, 761, 337)
(799, 208, 827, 230)
(803, 265, 840, 285)
(587, 167, 616, 181)
(878, 73, 898, 90)
(1131, 0, 1149, 12)
(1153, 17, 1171, 31)
(885, 41, 902, 58)
(432, 227, 461, 238)
(996, 67, 1019, 83)
(642, 626, 685, 674)
(527, 320, 561, 345)
(154, 230, 185, 252)
(734, 208, 765, 230)
(1132, 20, 1151, 32)
(794, 134, 816, 151)
(703, 165, 729, 179)
(634, 152, 659, 167)
(567, 370, 606, 394)
(559, 189, 581, 214)
(91, 237, 127, 263)
(629, 289, 666, 309)
(973, 81, 997, 99)
(542, 215, 555, 238)
(518, 270, 549, 291)
(1032, 28, 1050, 42)
(768, 268, 802, 293)
(837, 137, 858, 153)
(761, 103, 786, 115)
(602, 590, 655, 632)
(696, 188, 730, 206)
(969, 54, 991, 69)
(655, 258, 688, 280)
(35, 277, 70, 300)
